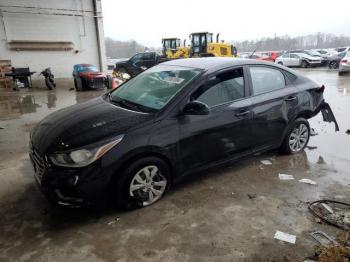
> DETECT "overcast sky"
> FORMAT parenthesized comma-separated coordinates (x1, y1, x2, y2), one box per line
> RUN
(101, 0, 350, 47)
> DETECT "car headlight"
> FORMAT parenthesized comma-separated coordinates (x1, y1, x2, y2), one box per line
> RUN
(49, 135, 123, 167)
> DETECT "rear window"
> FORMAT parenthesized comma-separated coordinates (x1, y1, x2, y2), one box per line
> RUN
(249, 67, 286, 95)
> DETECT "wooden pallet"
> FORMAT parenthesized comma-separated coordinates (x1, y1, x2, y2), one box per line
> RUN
(0, 60, 12, 88)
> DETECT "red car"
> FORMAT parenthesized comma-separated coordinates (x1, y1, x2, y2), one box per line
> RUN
(72, 64, 112, 91)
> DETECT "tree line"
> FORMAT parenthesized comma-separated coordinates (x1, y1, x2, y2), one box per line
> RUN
(105, 33, 350, 58)
(232, 33, 350, 52)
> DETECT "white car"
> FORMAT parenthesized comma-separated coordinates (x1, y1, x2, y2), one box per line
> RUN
(339, 51, 350, 75)
(275, 53, 322, 68)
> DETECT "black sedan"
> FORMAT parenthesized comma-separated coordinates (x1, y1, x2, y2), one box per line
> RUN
(30, 58, 338, 208)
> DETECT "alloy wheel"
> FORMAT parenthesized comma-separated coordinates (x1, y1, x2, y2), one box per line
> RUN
(288, 123, 309, 152)
(129, 165, 167, 206)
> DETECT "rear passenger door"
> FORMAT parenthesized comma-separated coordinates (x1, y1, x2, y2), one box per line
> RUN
(290, 54, 300, 66)
(247, 66, 299, 150)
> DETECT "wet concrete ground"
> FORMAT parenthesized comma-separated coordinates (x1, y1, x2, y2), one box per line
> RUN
(0, 70, 349, 261)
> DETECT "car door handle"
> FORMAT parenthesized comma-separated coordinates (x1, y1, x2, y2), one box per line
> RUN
(235, 110, 250, 117)
(285, 96, 297, 102)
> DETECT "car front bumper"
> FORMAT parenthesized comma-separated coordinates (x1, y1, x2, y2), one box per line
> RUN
(29, 150, 114, 207)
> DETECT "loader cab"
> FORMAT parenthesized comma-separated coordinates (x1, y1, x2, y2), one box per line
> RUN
(162, 38, 181, 56)
(190, 32, 213, 57)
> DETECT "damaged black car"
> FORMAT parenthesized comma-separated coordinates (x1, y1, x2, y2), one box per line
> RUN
(29, 58, 339, 208)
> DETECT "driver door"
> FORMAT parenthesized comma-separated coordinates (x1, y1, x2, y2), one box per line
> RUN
(178, 67, 254, 171)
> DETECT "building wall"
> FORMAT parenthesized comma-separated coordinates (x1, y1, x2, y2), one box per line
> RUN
(0, 0, 106, 78)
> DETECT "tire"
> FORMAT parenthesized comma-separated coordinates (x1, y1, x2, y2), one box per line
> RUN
(113, 157, 170, 210)
(301, 60, 308, 68)
(329, 61, 338, 69)
(280, 118, 310, 155)
(74, 77, 83, 91)
(106, 75, 113, 89)
(277, 62, 283, 65)
(45, 78, 54, 90)
(338, 71, 344, 76)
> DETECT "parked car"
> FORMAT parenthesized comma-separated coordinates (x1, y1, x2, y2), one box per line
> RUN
(334, 47, 350, 53)
(327, 51, 346, 69)
(275, 53, 322, 67)
(72, 64, 112, 91)
(114, 52, 168, 78)
(339, 52, 350, 75)
(30, 58, 338, 208)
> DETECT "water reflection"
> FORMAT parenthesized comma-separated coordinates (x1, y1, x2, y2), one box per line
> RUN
(46, 93, 57, 109)
(0, 94, 41, 119)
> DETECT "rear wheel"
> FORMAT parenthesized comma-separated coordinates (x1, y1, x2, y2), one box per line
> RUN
(329, 61, 338, 69)
(301, 60, 309, 68)
(113, 157, 170, 210)
(280, 118, 310, 154)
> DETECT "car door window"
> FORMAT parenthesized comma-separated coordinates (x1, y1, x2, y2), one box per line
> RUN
(249, 67, 286, 95)
(131, 54, 142, 64)
(290, 54, 299, 59)
(192, 68, 245, 107)
(282, 54, 290, 58)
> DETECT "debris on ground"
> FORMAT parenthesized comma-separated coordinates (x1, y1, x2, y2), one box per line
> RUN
(307, 232, 350, 261)
(299, 179, 317, 185)
(247, 193, 257, 199)
(278, 173, 295, 180)
(274, 230, 296, 244)
(260, 160, 272, 165)
(309, 200, 350, 230)
(315, 217, 322, 224)
(310, 128, 318, 136)
(317, 156, 326, 164)
(69, 87, 75, 91)
(108, 217, 120, 225)
(307, 145, 318, 150)
(0, 127, 4, 129)
(310, 231, 338, 247)
(321, 203, 334, 214)
(345, 129, 350, 135)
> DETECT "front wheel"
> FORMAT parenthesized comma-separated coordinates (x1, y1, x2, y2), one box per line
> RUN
(113, 157, 170, 209)
(280, 118, 310, 154)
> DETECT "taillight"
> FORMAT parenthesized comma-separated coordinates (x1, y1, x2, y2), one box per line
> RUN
(341, 59, 348, 64)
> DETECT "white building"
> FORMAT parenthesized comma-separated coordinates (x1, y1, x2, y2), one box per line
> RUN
(0, 0, 106, 78)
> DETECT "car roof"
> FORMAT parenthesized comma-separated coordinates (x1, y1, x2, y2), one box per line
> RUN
(162, 57, 290, 74)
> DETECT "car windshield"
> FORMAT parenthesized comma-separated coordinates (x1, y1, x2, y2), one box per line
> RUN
(77, 65, 99, 73)
(109, 65, 202, 112)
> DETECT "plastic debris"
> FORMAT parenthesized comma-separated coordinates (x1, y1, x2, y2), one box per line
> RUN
(299, 179, 317, 185)
(247, 193, 256, 199)
(108, 217, 120, 225)
(321, 203, 334, 214)
(310, 231, 338, 247)
(260, 160, 272, 165)
(279, 174, 295, 180)
(310, 128, 318, 136)
(274, 230, 296, 244)
(306, 145, 318, 150)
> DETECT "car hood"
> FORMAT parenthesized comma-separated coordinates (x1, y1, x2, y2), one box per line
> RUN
(30, 96, 153, 154)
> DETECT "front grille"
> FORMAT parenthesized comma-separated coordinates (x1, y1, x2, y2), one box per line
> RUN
(92, 78, 104, 89)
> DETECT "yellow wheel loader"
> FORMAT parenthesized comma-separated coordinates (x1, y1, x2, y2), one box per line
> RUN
(189, 32, 238, 57)
(162, 38, 189, 59)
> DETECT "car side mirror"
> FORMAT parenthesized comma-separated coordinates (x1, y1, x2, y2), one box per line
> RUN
(182, 101, 209, 115)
